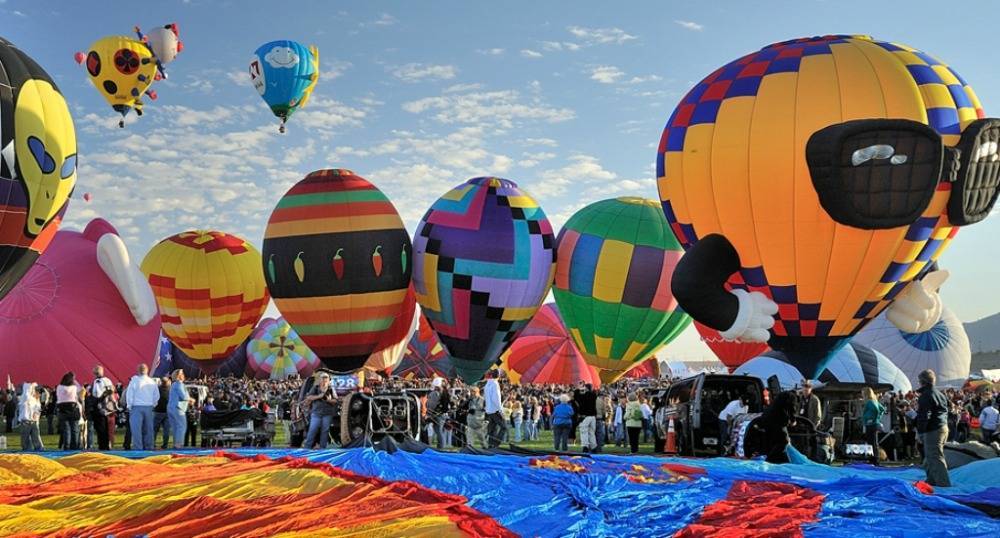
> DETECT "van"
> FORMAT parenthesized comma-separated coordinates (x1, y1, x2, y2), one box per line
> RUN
(659, 373, 765, 456)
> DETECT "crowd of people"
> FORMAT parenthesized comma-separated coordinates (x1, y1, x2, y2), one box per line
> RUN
(1, 362, 996, 490)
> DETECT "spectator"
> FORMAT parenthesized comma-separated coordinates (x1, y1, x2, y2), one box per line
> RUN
(574, 383, 598, 453)
(979, 399, 998, 443)
(168, 369, 193, 450)
(484, 370, 504, 448)
(153, 378, 172, 450)
(915, 369, 951, 487)
(595, 390, 610, 453)
(718, 394, 749, 455)
(800, 381, 822, 427)
(552, 394, 574, 451)
(511, 399, 524, 443)
(862, 387, 886, 465)
(303, 373, 337, 449)
(125, 364, 159, 451)
(17, 383, 43, 451)
(465, 386, 487, 448)
(90, 366, 115, 450)
(625, 392, 644, 454)
(56, 372, 82, 450)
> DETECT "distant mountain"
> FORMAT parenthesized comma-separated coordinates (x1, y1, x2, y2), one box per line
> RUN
(965, 312, 1000, 353)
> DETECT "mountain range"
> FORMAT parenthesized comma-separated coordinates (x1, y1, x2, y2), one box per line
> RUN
(965, 312, 1000, 354)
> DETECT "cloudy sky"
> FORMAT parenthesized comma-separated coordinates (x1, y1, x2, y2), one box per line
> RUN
(3, 0, 999, 360)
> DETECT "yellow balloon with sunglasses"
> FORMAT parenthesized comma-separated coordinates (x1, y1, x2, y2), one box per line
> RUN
(657, 35, 1000, 377)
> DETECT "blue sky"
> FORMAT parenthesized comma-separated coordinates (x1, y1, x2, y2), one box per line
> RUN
(3, 0, 998, 360)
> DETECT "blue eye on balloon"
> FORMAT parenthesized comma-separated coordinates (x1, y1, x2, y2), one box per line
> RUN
(60, 154, 77, 179)
(27, 136, 56, 174)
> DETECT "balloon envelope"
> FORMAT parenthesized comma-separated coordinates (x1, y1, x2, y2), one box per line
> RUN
(554, 197, 690, 382)
(249, 40, 318, 127)
(154, 333, 249, 379)
(852, 306, 971, 388)
(364, 289, 419, 374)
(501, 303, 600, 386)
(246, 317, 319, 380)
(413, 177, 555, 383)
(736, 342, 912, 393)
(0, 220, 160, 384)
(81, 35, 157, 119)
(694, 321, 769, 372)
(263, 169, 412, 373)
(0, 37, 77, 301)
(395, 314, 455, 379)
(142, 230, 269, 362)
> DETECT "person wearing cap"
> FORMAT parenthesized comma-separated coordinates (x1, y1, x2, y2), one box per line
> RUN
(915, 369, 951, 487)
(800, 381, 822, 428)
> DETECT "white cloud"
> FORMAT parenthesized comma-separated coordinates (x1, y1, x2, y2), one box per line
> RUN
(535, 155, 618, 197)
(361, 13, 397, 27)
(542, 41, 581, 52)
(391, 63, 458, 82)
(292, 97, 368, 135)
(226, 71, 251, 87)
(674, 20, 704, 31)
(402, 89, 574, 129)
(520, 49, 543, 59)
(12, 9, 26, 17)
(477, 48, 505, 56)
(444, 83, 483, 93)
(521, 138, 558, 147)
(320, 60, 353, 80)
(566, 26, 637, 45)
(590, 65, 625, 84)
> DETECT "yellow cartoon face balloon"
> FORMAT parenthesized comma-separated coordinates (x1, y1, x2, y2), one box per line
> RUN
(82, 35, 157, 126)
(657, 35, 1000, 375)
(0, 37, 77, 301)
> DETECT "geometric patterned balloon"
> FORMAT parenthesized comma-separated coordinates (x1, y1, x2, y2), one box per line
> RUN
(246, 317, 320, 379)
(263, 169, 412, 374)
(554, 197, 691, 383)
(413, 177, 556, 383)
(141, 230, 269, 361)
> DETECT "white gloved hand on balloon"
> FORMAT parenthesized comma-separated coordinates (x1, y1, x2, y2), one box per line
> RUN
(886, 269, 949, 334)
(720, 289, 779, 343)
(97, 233, 159, 326)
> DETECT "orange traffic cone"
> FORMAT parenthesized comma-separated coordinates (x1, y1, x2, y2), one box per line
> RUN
(664, 418, 677, 454)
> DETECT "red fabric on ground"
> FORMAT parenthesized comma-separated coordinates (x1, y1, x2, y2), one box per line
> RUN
(675, 480, 824, 538)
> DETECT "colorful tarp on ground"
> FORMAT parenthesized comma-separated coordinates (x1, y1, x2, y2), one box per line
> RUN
(1, 448, 997, 537)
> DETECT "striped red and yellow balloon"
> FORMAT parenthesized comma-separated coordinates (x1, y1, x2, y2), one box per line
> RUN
(263, 169, 412, 373)
(141, 230, 268, 361)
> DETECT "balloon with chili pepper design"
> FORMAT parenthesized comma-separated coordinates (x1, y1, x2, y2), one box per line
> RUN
(263, 169, 412, 373)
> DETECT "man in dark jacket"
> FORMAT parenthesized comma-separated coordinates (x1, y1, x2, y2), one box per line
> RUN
(915, 369, 951, 487)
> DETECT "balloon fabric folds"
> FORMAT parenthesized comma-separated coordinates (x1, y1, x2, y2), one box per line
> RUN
(395, 314, 455, 379)
(141, 230, 269, 363)
(262, 169, 412, 374)
(78, 35, 158, 127)
(694, 321, 768, 372)
(501, 303, 600, 386)
(853, 306, 971, 388)
(249, 40, 319, 133)
(0, 37, 77, 302)
(0, 220, 160, 384)
(364, 288, 419, 374)
(413, 177, 556, 383)
(246, 317, 320, 380)
(553, 197, 691, 383)
(658, 35, 999, 378)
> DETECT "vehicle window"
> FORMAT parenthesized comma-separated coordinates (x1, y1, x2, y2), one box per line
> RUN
(667, 380, 694, 404)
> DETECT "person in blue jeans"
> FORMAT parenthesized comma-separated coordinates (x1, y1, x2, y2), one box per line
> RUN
(552, 394, 575, 452)
(304, 373, 338, 449)
(167, 370, 194, 450)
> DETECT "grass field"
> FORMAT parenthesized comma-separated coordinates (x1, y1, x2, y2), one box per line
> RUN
(1, 424, 659, 456)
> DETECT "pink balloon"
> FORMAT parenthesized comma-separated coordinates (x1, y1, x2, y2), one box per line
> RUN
(83, 192, 92, 202)
(73, 51, 86, 64)
(0, 220, 161, 384)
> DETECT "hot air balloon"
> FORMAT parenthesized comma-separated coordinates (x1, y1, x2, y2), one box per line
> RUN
(414, 177, 556, 383)
(853, 306, 971, 388)
(141, 230, 269, 364)
(249, 40, 319, 133)
(0, 219, 160, 384)
(395, 314, 455, 379)
(736, 342, 912, 393)
(500, 303, 601, 386)
(364, 289, 419, 374)
(553, 197, 691, 383)
(0, 37, 77, 302)
(82, 192, 92, 203)
(620, 358, 661, 380)
(659, 35, 1000, 378)
(246, 318, 320, 380)
(76, 34, 158, 127)
(694, 321, 769, 373)
(263, 169, 412, 374)
(134, 23, 183, 78)
(154, 332, 250, 379)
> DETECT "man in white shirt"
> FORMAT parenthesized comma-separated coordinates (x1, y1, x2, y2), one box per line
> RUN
(483, 370, 503, 448)
(125, 364, 159, 450)
(980, 399, 999, 443)
(718, 394, 750, 455)
(91, 366, 115, 450)
(640, 398, 653, 442)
